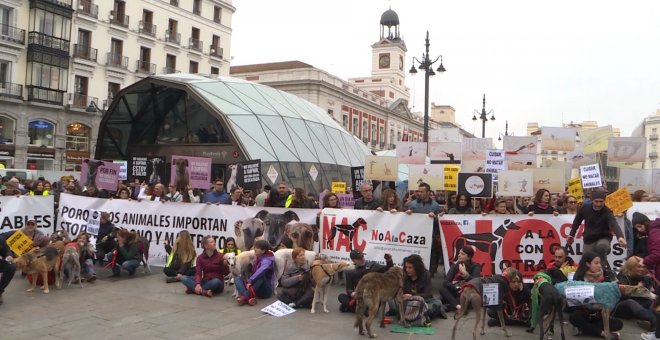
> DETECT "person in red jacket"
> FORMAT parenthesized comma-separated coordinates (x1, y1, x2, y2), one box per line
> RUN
(180, 236, 229, 297)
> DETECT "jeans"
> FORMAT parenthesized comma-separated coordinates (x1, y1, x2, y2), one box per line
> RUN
(613, 298, 655, 328)
(438, 281, 460, 311)
(0, 260, 16, 293)
(569, 309, 623, 336)
(235, 276, 272, 299)
(82, 259, 95, 276)
(164, 267, 195, 277)
(180, 276, 224, 294)
(113, 259, 139, 275)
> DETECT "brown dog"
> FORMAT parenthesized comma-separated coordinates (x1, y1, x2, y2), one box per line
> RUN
(310, 259, 353, 314)
(452, 267, 522, 340)
(173, 158, 189, 191)
(284, 223, 319, 251)
(14, 247, 61, 293)
(354, 266, 407, 338)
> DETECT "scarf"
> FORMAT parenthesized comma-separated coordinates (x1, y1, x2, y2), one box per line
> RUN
(530, 272, 551, 326)
(536, 202, 549, 210)
(584, 269, 604, 283)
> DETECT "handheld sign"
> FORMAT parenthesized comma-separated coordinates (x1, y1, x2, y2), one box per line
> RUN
(6, 231, 34, 256)
(606, 187, 633, 216)
(86, 209, 101, 236)
(332, 182, 347, 194)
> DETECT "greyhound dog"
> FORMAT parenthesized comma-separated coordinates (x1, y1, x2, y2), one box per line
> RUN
(61, 244, 83, 288)
(284, 223, 319, 251)
(527, 272, 566, 340)
(451, 219, 520, 274)
(84, 159, 104, 188)
(227, 250, 256, 297)
(354, 266, 407, 338)
(326, 217, 367, 251)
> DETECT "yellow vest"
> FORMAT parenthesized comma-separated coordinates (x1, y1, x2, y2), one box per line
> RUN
(29, 190, 49, 196)
(166, 252, 196, 268)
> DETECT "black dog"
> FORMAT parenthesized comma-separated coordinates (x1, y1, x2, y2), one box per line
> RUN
(452, 219, 520, 274)
(527, 275, 566, 340)
(326, 217, 367, 251)
(84, 159, 104, 188)
(255, 210, 300, 250)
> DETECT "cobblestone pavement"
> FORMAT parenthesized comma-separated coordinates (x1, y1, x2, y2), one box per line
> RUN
(0, 266, 647, 340)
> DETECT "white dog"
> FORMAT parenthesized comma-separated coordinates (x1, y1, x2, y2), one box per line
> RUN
(227, 250, 255, 297)
(273, 248, 317, 288)
(226, 164, 239, 193)
(149, 158, 163, 184)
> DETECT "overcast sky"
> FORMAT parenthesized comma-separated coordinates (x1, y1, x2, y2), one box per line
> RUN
(230, 0, 660, 138)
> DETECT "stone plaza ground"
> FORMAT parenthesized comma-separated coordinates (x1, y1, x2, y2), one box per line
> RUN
(0, 265, 648, 340)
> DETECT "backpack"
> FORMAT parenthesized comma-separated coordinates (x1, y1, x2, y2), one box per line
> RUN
(403, 296, 430, 327)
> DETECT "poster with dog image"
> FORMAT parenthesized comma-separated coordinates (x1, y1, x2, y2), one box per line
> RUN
(607, 137, 647, 163)
(129, 156, 166, 185)
(541, 127, 576, 152)
(395, 142, 426, 165)
(170, 155, 212, 190)
(80, 159, 122, 192)
(226, 160, 262, 192)
(439, 215, 627, 280)
(364, 156, 398, 181)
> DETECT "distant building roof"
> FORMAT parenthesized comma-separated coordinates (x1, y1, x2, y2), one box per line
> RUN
(230, 61, 314, 74)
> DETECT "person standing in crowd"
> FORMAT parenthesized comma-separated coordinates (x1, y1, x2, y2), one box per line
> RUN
(235, 240, 275, 305)
(490, 198, 509, 214)
(338, 250, 393, 312)
(322, 192, 341, 209)
(376, 188, 402, 212)
(405, 182, 441, 275)
(1, 177, 21, 196)
(447, 193, 474, 214)
(472, 198, 484, 214)
(254, 185, 270, 207)
(117, 188, 131, 199)
(633, 190, 650, 202)
(181, 236, 229, 297)
(446, 192, 457, 212)
(438, 245, 481, 312)
(567, 189, 626, 274)
(112, 229, 141, 277)
(163, 230, 196, 283)
(242, 190, 255, 206)
(632, 212, 650, 257)
(354, 182, 380, 210)
(526, 189, 558, 216)
(0, 233, 16, 305)
(223, 187, 247, 206)
(166, 183, 183, 202)
(286, 187, 316, 208)
(149, 184, 169, 202)
(560, 195, 579, 214)
(28, 181, 48, 196)
(615, 256, 655, 332)
(267, 182, 290, 208)
(202, 179, 228, 204)
(219, 237, 241, 255)
(277, 247, 313, 309)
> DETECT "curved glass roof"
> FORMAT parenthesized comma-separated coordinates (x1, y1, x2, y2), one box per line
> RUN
(153, 73, 371, 167)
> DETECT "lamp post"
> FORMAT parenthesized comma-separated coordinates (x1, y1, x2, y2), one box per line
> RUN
(498, 120, 510, 141)
(472, 94, 495, 138)
(409, 31, 446, 144)
(85, 100, 106, 114)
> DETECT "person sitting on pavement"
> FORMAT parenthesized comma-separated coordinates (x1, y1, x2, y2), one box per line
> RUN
(111, 229, 141, 278)
(235, 240, 276, 305)
(614, 256, 655, 332)
(181, 236, 229, 297)
(0, 233, 16, 305)
(338, 250, 393, 312)
(545, 245, 576, 284)
(20, 219, 50, 249)
(163, 230, 196, 283)
(201, 179, 229, 204)
(438, 245, 482, 312)
(96, 212, 117, 263)
(277, 247, 313, 309)
(485, 267, 531, 328)
(388, 254, 447, 319)
(72, 232, 96, 283)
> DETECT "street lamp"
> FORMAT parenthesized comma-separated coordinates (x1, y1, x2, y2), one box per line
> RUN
(85, 100, 106, 114)
(472, 94, 495, 138)
(498, 120, 510, 141)
(409, 31, 446, 144)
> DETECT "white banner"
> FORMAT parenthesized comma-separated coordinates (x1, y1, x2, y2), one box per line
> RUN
(57, 194, 319, 266)
(439, 214, 627, 281)
(319, 208, 433, 268)
(0, 196, 54, 235)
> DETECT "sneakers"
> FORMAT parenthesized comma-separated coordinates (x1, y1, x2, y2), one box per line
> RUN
(638, 320, 654, 332)
(165, 277, 179, 284)
(487, 318, 500, 327)
(642, 332, 660, 340)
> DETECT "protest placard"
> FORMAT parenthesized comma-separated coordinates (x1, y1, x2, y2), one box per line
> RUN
(567, 177, 584, 203)
(579, 164, 602, 189)
(606, 187, 633, 216)
(6, 231, 34, 256)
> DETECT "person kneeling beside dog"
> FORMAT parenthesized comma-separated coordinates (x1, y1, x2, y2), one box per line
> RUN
(277, 247, 313, 308)
(338, 250, 393, 313)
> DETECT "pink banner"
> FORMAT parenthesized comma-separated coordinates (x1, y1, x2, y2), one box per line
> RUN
(80, 159, 121, 192)
(170, 155, 212, 190)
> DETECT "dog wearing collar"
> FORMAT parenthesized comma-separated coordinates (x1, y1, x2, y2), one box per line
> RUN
(354, 266, 407, 338)
(14, 246, 62, 294)
(273, 248, 317, 288)
(310, 259, 353, 314)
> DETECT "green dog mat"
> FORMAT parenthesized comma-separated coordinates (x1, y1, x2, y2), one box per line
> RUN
(389, 324, 436, 335)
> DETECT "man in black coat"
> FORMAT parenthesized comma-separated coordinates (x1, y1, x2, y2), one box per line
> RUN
(0, 234, 16, 305)
(337, 250, 392, 312)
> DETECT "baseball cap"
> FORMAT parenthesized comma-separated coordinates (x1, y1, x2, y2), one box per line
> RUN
(349, 249, 365, 260)
(27, 219, 36, 225)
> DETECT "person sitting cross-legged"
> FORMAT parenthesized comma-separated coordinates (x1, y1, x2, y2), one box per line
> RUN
(277, 247, 313, 309)
(235, 240, 276, 306)
(180, 235, 229, 297)
(163, 230, 196, 284)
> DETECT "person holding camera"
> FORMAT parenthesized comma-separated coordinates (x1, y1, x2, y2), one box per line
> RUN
(277, 247, 313, 308)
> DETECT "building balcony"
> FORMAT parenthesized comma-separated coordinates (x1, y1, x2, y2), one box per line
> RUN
(165, 30, 180, 45)
(650, 134, 658, 141)
(0, 83, 23, 100)
(0, 24, 26, 45)
(106, 53, 128, 69)
(189, 38, 203, 52)
(109, 11, 129, 28)
(41, 0, 73, 9)
(162, 67, 180, 74)
(193, 7, 201, 15)
(28, 31, 69, 53)
(26, 86, 64, 105)
(139, 21, 156, 37)
(213, 17, 221, 24)
(67, 93, 98, 109)
(73, 44, 97, 62)
(170, 0, 179, 6)
(650, 152, 658, 159)
(209, 45, 223, 59)
(77, 0, 98, 18)
(136, 60, 156, 74)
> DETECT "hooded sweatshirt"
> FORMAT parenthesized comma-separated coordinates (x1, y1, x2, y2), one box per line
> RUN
(249, 250, 275, 291)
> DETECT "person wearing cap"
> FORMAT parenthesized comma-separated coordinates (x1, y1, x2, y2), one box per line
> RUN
(438, 245, 482, 312)
(20, 219, 50, 249)
(337, 249, 393, 312)
(632, 212, 650, 257)
(567, 189, 625, 274)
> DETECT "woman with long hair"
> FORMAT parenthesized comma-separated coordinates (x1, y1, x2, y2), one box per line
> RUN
(526, 188, 558, 216)
(163, 230, 196, 283)
(614, 256, 655, 332)
(287, 187, 316, 208)
(377, 188, 402, 212)
(322, 192, 341, 209)
(447, 194, 474, 214)
(219, 237, 241, 255)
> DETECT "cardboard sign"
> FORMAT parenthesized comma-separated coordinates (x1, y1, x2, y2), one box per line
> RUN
(607, 137, 647, 163)
(332, 182, 347, 194)
(541, 127, 576, 152)
(408, 165, 444, 190)
(565, 285, 596, 306)
(364, 156, 398, 181)
(395, 142, 427, 165)
(532, 168, 566, 194)
(114, 160, 128, 181)
(351, 166, 365, 198)
(462, 138, 492, 161)
(6, 231, 34, 256)
(606, 187, 633, 216)
(497, 170, 533, 197)
(485, 149, 505, 174)
(567, 177, 584, 203)
(226, 160, 262, 192)
(458, 173, 493, 198)
(579, 164, 602, 189)
(619, 168, 651, 193)
(429, 141, 461, 164)
(129, 156, 166, 184)
(580, 125, 613, 154)
(170, 155, 212, 190)
(443, 165, 460, 191)
(80, 159, 122, 192)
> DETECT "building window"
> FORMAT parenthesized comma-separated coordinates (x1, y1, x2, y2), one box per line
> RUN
(371, 123, 376, 140)
(29, 7, 72, 41)
(342, 114, 348, 129)
(362, 120, 368, 140)
(107, 82, 120, 101)
(0, 116, 15, 144)
(193, 0, 201, 15)
(0, 60, 10, 83)
(352, 117, 358, 136)
(213, 6, 221, 23)
(189, 61, 198, 73)
(28, 120, 54, 147)
(138, 46, 152, 73)
(165, 54, 176, 73)
(73, 75, 88, 107)
(379, 126, 384, 144)
(210, 66, 219, 76)
(65, 123, 91, 170)
(653, 127, 657, 134)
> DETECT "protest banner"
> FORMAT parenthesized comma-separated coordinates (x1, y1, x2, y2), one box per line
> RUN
(0, 196, 54, 234)
(408, 165, 444, 190)
(86, 209, 101, 236)
(439, 214, 627, 280)
(80, 159, 121, 192)
(364, 156, 398, 181)
(331, 182, 347, 194)
(6, 231, 34, 256)
(457, 173, 492, 198)
(395, 142, 426, 165)
(261, 300, 296, 317)
(129, 156, 166, 185)
(579, 164, 602, 188)
(319, 208, 433, 268)
(170, 155, 212, 189)
(567, 177, 584, 203)
(606, 187, 633, 216)
(443, 165, 460, 191)
(485, 149, 505, 174)
(351, 166, 365, 198)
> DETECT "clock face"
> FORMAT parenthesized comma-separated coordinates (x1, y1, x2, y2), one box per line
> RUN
(399, 55, 404, 71)
(379, 54, 390, 69)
